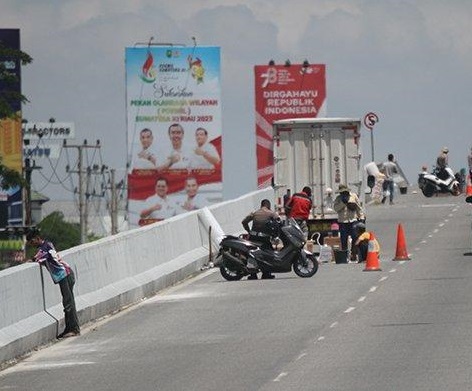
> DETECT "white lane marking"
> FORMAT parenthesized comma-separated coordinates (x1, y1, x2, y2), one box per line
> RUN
(358, 296, 366, 302)
(379, 276, 388, 282)
(428, 235, 433, 238)
(421, 240, 427, 244)
(439, 223, 444, 227)
(369, 286, 378, 292)
(274, 372, 288, 382)
(433, 229, 439, 233)
(344, 307, 356, 313)
(389, 269, 397, 273)
(317, 336, 325, 342)
(444, 219, 449, 222)
(17, 361, 95, 371)
(296, 353, 307, 361)
(421, 204, 456, 208)
(330, 322, 338, 328)
(414, 247, 420, 251)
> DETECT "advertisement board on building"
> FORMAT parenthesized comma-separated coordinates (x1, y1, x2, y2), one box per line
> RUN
(254, 64, 326, 188)
(0, 28, 23, 229)
(125, 45, 222, 228)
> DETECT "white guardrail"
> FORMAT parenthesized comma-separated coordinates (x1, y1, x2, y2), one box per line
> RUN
(0, 188, 273, 366)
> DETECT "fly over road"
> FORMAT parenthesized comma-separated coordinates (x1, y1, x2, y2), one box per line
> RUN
(2, 189, 472, 391)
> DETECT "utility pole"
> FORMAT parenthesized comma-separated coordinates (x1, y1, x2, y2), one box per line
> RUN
(110, 168, 118, 235)
(63, 139, 101, 244)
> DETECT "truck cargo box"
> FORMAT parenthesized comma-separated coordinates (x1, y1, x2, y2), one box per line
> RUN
(273, 118, 363, 220)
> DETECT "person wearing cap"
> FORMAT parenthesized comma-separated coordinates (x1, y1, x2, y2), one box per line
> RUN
(241, 199, 279, 280)
(353, 222, 380, 263)
(285, 186, 313, 240)
(436, 147, 449, 180)
(333, 184, 365, 260)
(25, 230, 81, 339)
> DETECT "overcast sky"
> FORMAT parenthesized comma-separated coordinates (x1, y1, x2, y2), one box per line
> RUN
(2, 0, 472, 201)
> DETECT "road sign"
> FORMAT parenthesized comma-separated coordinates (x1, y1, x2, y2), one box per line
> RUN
(363, 112, 379, 130)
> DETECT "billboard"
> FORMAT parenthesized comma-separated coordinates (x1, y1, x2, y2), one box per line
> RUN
(126, 46, 222, 227)
(0, 29, 23, 228)
(254, 64, 326, 188)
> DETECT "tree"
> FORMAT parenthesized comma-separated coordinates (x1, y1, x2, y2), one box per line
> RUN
(35, 211, 81, 251)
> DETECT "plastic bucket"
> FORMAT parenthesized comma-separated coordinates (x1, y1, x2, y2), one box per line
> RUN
(333, 249, 348, 264)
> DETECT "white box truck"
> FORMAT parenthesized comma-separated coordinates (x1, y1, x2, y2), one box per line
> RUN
(272, 117, 363, 237)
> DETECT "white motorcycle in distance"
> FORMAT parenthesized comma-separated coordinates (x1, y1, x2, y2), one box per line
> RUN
(419, 166, 461, 197)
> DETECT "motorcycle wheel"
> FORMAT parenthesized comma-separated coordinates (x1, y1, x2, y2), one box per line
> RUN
(451, 183, 461, 196)
(421, 182, 436, 198)
(219, 266, 244, 281)
(293, 253, 318, 278)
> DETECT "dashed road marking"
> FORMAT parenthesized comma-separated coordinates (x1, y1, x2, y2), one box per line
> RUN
(330, 322, 338, 328)
(369, 286, 378, 292)
(379, 276, 388, 282)
(344, 307, 356, 313)
(358, 296, 366, 302)
(274, 372, 288, 382)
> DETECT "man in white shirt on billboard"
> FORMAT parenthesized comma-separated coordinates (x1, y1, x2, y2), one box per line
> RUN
(190, 127, 221, 170)
(177, 177, 209, 213)
(166, 123, 192, 170)
(139, 177, 178, 222)
(133, 128, 160, 170)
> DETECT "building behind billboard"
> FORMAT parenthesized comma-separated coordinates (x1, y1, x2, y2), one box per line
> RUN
(254, 64, 326, 188)
(125, 45, 222, 228)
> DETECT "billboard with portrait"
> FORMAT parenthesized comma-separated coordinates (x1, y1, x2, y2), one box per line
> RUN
(126, 46, 222, 227)
(254, 64, 326, 188)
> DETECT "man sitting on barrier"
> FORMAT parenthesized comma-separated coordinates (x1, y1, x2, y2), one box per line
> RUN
(241, 199, 279, 280)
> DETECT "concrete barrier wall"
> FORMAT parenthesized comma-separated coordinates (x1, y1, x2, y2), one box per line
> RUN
(0, 188, 273, 366)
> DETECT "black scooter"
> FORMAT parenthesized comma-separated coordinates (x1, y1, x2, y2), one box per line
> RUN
(215, 218, 319, 281)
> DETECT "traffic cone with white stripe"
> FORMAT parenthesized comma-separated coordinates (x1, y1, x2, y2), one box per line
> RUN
(363, 232, 382, 272)
(465, 175, 472, 203)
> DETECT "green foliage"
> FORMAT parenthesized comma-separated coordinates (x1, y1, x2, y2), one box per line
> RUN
(36, 211, 81, 251)
(0, 156, 25, 189)
(0, 42, 32, 120)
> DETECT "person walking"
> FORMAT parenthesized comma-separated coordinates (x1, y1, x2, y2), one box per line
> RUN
(381, 153, 398, 205)
(242, 199, 279, 280)
(26, 230, 81, 339)
(333, 184, 366, 261)
(285, 186, 313, 240)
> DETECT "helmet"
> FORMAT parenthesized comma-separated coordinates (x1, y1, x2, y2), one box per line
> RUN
(442, 147, 449, 153)
(325, 187, 333, 195)
(355, 221, 366, 230)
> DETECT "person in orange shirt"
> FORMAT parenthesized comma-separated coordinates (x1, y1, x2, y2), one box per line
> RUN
(353, 223, 380, 264)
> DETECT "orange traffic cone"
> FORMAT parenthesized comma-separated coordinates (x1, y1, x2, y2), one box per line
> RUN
(392, 223, 411, 261)
(465, 175, 472, 203)
(363, 232, 382, 272)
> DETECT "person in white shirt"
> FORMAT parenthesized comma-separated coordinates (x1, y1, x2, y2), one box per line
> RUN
(133, 128, 160, 170)
(177, 177, 209, 213)
(166, 123, 192, 170)
(190, 127, 221, 169)
(139, 177, 178, 221)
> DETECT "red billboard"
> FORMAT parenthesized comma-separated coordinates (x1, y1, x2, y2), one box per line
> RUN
(254, 64, 326, 188)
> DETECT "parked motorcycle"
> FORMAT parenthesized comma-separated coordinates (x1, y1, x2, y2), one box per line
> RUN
(420, 166, 461, 197)
(215, 218, 319, 281)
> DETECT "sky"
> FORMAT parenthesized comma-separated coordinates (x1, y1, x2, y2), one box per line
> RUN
(2, 0, 472, 202)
